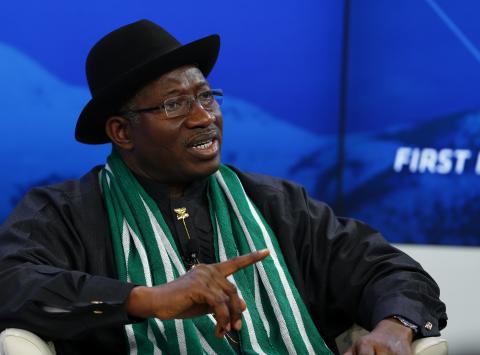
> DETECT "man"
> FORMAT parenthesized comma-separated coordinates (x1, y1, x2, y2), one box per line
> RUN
(0, 19, 446, 354)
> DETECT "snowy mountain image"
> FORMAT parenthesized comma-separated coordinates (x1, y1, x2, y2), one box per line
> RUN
(1, 42, 479, 246)
(343, 110, 480, 245)
(0, 42, 336, 221)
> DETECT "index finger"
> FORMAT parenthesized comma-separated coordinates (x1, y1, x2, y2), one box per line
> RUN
(216, 249, 270, 276)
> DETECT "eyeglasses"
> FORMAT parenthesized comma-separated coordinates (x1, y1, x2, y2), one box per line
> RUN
(122, 89, 224, 119)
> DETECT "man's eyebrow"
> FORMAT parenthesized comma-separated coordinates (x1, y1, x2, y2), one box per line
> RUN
(193, 81, 211, 90)
(158, 81, 210, 97)
(159, 88, 183, 97)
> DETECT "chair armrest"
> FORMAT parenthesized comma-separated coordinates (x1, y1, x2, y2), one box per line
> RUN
(0, 328, 56, 355)
(335, 324, 448, 355)
(1, 325, 447, 355)
(412, 336, 448, 355)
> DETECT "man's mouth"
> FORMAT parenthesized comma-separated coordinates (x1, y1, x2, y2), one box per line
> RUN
(187, 135, 220, 158)
(192, 138, 216, 151)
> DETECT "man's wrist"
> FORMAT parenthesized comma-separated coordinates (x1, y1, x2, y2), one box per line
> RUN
(374, 318, 415, 344)
(125, 286, 152, 318)
(381, 316, 418, 343)
(392, 315, 419, 338)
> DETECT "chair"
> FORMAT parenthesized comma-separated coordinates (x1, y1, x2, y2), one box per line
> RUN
(0, 329, 56, 355)
(0, 326, 447, 354)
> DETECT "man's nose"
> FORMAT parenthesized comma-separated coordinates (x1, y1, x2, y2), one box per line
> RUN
(184, 101, 215, 128)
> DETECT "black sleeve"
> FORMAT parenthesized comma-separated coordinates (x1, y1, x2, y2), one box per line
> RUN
(0, 183, 136, 340)
(237, 171, 447, 343)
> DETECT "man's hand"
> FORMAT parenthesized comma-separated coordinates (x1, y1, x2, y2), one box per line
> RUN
(344, 318, 414, 355)
(125, 249, 269, 338)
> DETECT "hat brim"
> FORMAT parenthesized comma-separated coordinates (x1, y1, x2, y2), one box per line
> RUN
(75, 34, 220, 144)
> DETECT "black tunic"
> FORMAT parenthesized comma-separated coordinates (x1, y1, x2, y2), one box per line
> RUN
(0, 165, 447, 354)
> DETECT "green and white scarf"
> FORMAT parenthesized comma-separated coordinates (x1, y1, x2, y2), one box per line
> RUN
(100, 151, 332, 355)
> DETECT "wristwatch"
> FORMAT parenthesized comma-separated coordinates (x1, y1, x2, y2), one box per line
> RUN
(393, 315, 419, 335)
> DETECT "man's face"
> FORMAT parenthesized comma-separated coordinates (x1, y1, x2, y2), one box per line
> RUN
(125, 65, 223, 185)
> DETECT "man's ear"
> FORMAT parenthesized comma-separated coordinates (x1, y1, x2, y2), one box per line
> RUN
(105, 116, 134, 150)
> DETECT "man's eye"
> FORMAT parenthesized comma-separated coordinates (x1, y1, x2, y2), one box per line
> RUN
(198, 92, 214, 105)
(164, 98, 185, 111)
(199, 91, 214, 100)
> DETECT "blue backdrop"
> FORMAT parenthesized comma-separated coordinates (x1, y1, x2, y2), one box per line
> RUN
(1, 0, 479, 245)
(343, 0, 480, 245)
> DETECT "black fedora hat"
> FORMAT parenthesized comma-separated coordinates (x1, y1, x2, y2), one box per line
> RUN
(75, 19, 220, 144)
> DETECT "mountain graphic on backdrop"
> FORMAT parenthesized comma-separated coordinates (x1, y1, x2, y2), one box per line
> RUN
(342, 110, 480, 245)
(0, 42, 336, 221)
(1, 42, 479, 246)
